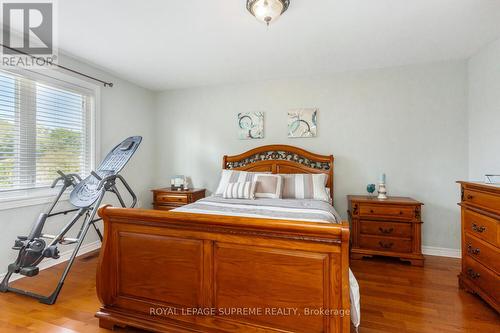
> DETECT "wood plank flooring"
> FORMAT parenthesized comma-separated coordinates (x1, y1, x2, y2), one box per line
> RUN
(0, 252, 497, 332)
(350, 256, 499, 332)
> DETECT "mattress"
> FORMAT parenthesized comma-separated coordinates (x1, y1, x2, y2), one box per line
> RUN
(173, 196, 342, 223)
(173, 196, 361, 329)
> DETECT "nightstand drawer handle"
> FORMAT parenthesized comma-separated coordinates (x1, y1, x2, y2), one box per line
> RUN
(378, 241, 393, 249)
(399, 211, 403, 215)
(467, 244, 480, 255)
(471, 223, 486, 233)
(370, 209, 374, 213)
(466, 268, 480, 279)
(378, 227, 394, 234)
(466, 194, 474, 200)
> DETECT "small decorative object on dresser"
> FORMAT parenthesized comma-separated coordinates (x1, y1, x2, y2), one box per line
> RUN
(170, 175, 187, 190)
(366, 184, 376, 196)
(377, 173, 387, 199)
(348, 195, 424, 266)
(152, 188, 206, 211)
(457, 181, 499, 312)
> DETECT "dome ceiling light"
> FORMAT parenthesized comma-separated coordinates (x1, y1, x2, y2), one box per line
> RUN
(246, 0, 290, 26)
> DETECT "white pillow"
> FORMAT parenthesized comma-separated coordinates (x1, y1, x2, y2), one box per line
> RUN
(222, 181, 256, 199)
(254, 174, 283, 199)
(215, 170, 270, 196)
(280, 173, 329, 202)
(325, 187, 333, 205)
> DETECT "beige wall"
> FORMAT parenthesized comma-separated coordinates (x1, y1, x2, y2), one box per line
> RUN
(0, 54, 156, 276)
(468, 37, 500, 180)
(2, 52, 486, 278)
(154, 60, 469, 251)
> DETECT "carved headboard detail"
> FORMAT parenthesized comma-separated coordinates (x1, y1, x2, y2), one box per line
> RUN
(223, 145, 334, 201)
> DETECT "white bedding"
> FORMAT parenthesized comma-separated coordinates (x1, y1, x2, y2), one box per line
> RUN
(174, 196, 341, 223)
(173, 196, 361, 328)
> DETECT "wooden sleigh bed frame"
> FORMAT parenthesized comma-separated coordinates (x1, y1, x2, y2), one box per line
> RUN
(95, 145, 351, 333)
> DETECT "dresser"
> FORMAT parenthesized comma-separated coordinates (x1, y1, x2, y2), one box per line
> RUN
(457, 181, 499, 312)
(152, 188, 206, 211)
(348, 195, 424, 266)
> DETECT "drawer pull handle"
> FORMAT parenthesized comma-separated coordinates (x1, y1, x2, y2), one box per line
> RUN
(378, 241, 393, 249)
(399, 211, 403, 215)
(471, 223, 486, 233)
(379, 227, 394, 234)
(466, 268, 480, 279)
(370, 209, 374, 213)
(466, 194, 474, 200)
(467, 244, 480, 255)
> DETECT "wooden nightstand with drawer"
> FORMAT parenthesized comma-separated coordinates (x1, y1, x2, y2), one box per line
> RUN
(348, 195, 424, 266)
(457, 181, 499, 312)
(152, 188, 206, 211)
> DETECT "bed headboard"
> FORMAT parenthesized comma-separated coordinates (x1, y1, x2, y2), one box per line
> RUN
(223, 145, 334, 201)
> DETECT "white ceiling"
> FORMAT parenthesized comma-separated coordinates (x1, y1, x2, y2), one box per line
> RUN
(58, 0, 500, 91)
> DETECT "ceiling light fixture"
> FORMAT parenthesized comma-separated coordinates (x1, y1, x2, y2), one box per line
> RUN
(246, 0, 290, 26)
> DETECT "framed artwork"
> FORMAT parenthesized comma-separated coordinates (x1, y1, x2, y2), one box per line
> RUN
(170, 175, 186, 190)
(238, 112, 264, 139)
(288, 108, 318, 138)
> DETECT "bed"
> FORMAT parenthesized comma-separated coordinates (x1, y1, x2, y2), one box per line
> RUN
(95, 145, 356, 332)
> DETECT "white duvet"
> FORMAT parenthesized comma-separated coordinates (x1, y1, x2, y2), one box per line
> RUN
(174, 197, 361, 328)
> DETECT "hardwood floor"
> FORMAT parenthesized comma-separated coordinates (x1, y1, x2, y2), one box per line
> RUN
(350, 256, 499, 333)
(0, 252, 497, 332)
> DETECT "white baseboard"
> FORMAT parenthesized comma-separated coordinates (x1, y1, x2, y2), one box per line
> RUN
(0, 240, 101, 282)
(422, 246, 461, 258)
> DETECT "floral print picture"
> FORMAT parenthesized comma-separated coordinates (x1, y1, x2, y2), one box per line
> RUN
(238, 112, 264, 139)
(288, 108, 317, 138)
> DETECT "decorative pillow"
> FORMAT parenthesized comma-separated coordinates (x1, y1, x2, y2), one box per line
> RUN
(222, 181, 256, 199)
(254, 174, 283, 199)
(325, 187, 333, 205)
(215, 170, 270, 196)
(281, 173, 329, 202)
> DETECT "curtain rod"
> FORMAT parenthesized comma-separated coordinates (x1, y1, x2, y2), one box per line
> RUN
(1, 44, 114, 87)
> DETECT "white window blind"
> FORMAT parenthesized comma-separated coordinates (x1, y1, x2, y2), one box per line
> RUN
(0, 70, 93, 192)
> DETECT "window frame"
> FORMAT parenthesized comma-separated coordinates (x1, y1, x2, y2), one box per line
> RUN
(0, 68, 101, 210)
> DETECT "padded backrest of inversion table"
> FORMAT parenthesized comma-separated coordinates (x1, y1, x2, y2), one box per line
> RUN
(69, 136, 142, 208)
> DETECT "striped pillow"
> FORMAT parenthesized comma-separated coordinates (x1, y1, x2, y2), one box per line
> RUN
(222, 181, 256, 199)
(281, 174, 329, 202)
(215, 170, 270, 196)
(254, 174, 283, 199)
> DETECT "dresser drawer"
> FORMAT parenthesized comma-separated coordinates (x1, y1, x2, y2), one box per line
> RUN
(464, 209, 499, 247)
(464, 234, 500, 275)
(463, 255, 500, 303)
(153, 204, 178, 211)
(155, 193, 188, 204)
(359, 235, 412, 253)
(359, 204, 414, 219)
(360, 220, 412, 238)
(464, 189, 500, 215)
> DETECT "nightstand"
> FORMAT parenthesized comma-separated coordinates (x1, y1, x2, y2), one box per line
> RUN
(348, 195, 424, 266)
(152, 188, 206, 211)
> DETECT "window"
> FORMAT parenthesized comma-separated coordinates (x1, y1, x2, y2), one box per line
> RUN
(0, 70, 94, 194)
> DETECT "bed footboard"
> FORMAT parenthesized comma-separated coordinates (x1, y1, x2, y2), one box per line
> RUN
(95, 206, 351, 333)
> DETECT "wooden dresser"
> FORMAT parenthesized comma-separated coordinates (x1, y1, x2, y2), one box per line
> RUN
(457, 181, 499, 312)
(348, 195, 424, 266)
(152, 188, 205, 211)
